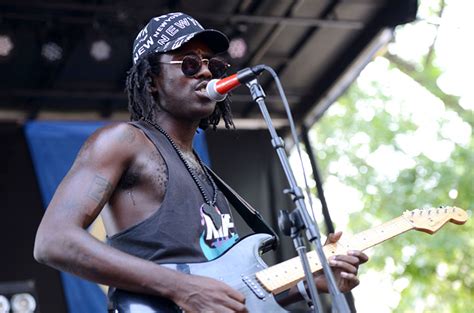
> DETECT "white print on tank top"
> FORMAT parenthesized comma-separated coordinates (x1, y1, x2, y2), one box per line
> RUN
(199, 205, 239, 260)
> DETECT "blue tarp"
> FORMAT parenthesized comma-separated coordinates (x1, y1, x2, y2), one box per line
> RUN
(24, 120, 209, 313)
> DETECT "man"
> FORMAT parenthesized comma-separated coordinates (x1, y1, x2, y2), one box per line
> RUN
(34, 12, 368, 312)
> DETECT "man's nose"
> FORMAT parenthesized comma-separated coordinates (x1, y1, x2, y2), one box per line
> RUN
(195, 60, 212, 79)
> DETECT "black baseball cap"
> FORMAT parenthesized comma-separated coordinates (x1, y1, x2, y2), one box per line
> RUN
(132, 12, 229, 64)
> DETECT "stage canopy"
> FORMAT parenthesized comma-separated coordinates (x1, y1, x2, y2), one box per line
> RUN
(0, 0, 416, 128)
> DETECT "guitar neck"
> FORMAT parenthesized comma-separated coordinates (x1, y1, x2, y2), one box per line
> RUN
(347, 215, 414, 251)
(256, 216, 414, 294)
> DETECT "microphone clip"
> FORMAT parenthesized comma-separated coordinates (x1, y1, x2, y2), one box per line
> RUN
(246, 79, 266, 101)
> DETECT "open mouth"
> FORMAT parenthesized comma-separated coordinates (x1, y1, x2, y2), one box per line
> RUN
(195, 81, 210, 98)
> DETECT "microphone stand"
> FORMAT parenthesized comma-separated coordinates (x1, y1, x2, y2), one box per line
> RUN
(245, 78, 351, 313)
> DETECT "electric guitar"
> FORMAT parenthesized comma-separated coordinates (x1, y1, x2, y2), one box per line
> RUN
(111, 206, 468, 313)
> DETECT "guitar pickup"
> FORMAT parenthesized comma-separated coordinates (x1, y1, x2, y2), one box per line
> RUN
(242, 275, 266, 299)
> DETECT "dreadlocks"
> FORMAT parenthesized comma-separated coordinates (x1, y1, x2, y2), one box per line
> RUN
(125, 52, 234, 130)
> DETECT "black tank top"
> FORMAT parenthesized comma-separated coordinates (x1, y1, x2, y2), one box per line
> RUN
(107, 120, 239, 264)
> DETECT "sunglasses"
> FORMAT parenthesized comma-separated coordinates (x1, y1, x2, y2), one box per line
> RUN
(160, 55, 230, 78)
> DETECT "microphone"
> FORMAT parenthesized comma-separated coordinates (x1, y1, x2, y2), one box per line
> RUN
(206, 65, 265, 101)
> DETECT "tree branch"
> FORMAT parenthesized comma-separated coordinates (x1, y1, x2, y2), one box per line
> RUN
(424, 0, 446, 67)
(384, 52, 473, 126)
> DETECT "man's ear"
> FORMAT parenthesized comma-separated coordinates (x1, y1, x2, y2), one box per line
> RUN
(148, 84, 158, 93)
(147, 77, 161, 105)
(147, 76, 159, 94)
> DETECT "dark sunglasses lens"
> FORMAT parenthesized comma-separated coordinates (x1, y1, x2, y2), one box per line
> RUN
(181, 56, 201, 76)
(209, 59, 228, 78)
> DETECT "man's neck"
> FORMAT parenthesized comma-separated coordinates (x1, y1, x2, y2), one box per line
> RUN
(151, 115, 200, 152)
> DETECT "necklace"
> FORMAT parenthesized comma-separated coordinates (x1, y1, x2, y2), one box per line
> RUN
(144, 119, 222, 228)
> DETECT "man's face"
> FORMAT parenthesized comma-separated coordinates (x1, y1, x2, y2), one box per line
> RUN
(151, 39, 221, 123)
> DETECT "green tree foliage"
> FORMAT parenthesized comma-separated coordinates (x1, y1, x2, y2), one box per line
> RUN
(308, 1, 473, 311)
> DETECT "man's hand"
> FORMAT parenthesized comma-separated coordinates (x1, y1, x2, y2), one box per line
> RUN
(173, 274, 248, 313)
(315, 231, 369, 293)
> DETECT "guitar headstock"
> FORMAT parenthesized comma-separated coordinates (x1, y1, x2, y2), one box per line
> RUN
(403, 206, 468, 234)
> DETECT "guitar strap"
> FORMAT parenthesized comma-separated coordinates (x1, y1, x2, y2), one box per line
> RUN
(205, 165, 279, 252)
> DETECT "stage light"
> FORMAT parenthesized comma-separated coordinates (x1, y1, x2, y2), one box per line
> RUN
(0, 281, 38, 313)
(228, 37, 247, 59)
(41, 41, 63, 62)
(0, 34, 13, 57)
(90, 39, 111, 61)
(0, 295, 10, 313)
(11, 293, 36, 313)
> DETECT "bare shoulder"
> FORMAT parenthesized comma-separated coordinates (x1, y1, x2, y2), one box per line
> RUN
(76, 122, 153, 167)
(87, 122, 147, 146)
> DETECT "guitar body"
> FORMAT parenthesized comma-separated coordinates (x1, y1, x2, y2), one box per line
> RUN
(110, 233, 289, 313)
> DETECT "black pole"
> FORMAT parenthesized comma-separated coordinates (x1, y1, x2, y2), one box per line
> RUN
(300, 124, 334, 235)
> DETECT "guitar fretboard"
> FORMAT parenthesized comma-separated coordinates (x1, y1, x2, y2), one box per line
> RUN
(349, 216, 413, 251)
(255, 216, 414, 294)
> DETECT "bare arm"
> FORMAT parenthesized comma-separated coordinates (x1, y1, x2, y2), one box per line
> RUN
(33, 123, 247, 312)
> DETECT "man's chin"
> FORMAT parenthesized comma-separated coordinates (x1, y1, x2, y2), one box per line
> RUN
(197, 99, 217, 114)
